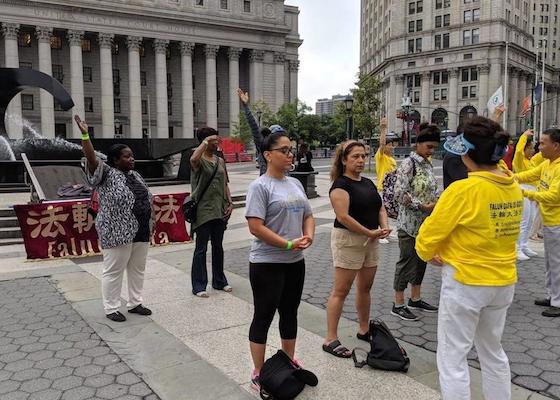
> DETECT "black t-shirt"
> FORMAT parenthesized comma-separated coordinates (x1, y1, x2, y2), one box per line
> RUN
(329, 176, 382, 230)
(443, 152, 468, 189)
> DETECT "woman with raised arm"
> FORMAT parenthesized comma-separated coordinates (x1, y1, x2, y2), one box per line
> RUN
(75, 115, 153, 323)
(375, 116, 398, 190)
(245, 131, 315, 391)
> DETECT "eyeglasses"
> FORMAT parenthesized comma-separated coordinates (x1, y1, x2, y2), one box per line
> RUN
(269, 147, 294, 155)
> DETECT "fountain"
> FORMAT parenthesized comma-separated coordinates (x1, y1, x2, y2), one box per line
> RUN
(0, 67, 198, 188)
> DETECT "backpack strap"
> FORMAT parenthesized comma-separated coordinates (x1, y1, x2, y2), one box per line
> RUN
(351, 348, 369, 368)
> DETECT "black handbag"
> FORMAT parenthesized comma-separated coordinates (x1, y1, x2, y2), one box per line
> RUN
(183, 158, 219, 224)
(352, 319, 410, 372)
(259, 350, 318, 400)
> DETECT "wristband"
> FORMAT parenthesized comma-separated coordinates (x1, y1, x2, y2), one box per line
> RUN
(286, 240, 293, 250)
(81, 133, 90, 141)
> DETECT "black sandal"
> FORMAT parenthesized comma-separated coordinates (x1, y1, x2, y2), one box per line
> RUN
(356, 332, 370, 343)
(322, 340, 352, 358)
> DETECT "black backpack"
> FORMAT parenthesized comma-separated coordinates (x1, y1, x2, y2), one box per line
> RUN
(259, 350, 318, 400)
(352, 319, 410, 372)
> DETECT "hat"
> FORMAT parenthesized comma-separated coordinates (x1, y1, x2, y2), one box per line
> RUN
(269, 125, 286, 134)
(443, 134, 476, 156)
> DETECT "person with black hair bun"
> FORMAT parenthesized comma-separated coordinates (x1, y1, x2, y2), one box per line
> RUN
(391, 122, 441, 321)
(244, 131, 315, 391)
(416, 116, 523, 399)
(75, 115, 154, 323)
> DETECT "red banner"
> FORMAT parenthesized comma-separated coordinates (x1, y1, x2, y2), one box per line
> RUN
(14, 192, 190, 260)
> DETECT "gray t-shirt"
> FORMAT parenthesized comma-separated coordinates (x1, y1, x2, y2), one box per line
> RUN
(245, 175, 313, 263)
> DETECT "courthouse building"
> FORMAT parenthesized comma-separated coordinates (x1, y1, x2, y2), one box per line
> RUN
(361, 0, 560, 135)
(0, 0, 302, 139)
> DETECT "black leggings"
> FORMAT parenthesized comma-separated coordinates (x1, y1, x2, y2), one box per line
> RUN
(249, 259, 305, 344)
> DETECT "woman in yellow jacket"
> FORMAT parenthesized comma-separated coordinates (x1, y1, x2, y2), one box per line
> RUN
(512, 130, 539, 261)
(415, 116, 523, 400)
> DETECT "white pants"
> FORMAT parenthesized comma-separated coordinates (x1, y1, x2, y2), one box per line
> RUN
(517, 185, 537, 252)
(102, 242, 149, 314)
(437, 266, 514, 400)
(543, 226, 560, 307)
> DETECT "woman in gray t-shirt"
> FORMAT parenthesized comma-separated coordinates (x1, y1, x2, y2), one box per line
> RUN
(245, 132, 315, 391)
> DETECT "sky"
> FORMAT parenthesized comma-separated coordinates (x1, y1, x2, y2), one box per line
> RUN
(285, 0, 360, 112)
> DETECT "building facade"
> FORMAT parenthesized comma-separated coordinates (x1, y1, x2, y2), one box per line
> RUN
(1, 0, 302, 139)
(315, 94, 350, 116)
(360, 0, 560, 135)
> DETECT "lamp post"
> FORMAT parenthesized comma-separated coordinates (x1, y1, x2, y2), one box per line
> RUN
(344, 95, 354, 140)
(114, 119, 122, 138)
(256, 109, 263, 127)
(401, 94, 412, 145)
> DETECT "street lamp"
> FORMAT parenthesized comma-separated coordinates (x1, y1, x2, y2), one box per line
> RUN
(344, 95, 354, 140)
(256, 109, 263, 127)
(401, 94, 412, 145)
(114, 119, 122, 138)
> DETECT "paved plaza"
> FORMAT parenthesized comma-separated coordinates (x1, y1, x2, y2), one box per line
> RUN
(0, 162, 557, 400)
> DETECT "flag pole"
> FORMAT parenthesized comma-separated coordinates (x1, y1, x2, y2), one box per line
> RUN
(539, 39, 546, 138)
(503, 41, 509, 129)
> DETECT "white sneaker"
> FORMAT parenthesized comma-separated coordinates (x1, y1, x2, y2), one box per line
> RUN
(379, 238, 389, 244)
(517, 251, 530, 261)
(522, 248, 539, 257)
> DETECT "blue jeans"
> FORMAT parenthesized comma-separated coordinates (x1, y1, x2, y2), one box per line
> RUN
(191, 219, 228, 294)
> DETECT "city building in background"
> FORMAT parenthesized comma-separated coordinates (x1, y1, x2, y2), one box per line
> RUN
(360, 0, 560, 135)
(1, 0, 302, 139)
(315, 94, 351, 116)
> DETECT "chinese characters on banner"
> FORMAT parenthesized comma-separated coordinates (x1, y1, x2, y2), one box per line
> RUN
(14, 193, 190, 260)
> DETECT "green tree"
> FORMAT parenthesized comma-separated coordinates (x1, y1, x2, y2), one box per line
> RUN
(273, 99, 312, 139)
(229, 100, 274, 145)
(351, 74, 382, 139)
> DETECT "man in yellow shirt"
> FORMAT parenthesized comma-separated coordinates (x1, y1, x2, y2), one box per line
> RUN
(416, 116, 522, 400)
(515, 128, 560, 317)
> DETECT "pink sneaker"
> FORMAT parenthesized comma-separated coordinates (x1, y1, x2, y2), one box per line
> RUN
(250, 369, 260, 391)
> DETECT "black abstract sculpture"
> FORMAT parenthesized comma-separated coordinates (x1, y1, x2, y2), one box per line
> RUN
(0, 67, 74, 137)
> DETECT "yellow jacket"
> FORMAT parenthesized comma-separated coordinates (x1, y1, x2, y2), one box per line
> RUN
(530, 152, 545, 168)
(513, 133, 542, 186)
(515, 157, 560, 226)
(416, 170, 522, 286)
(375, 148, 397, 189)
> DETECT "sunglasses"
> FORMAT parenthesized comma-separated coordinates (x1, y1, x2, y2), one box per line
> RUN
(269, 147, 294, 155)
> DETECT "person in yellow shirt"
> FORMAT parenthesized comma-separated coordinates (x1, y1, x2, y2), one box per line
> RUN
(416, 116, 522, 400)
(515, 128, 560, 318)
(512, 130, 539, 261)
(375, 117, 399, 244)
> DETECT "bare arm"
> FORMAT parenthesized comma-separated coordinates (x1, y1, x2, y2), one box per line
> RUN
(190, 135, 219, 171)
(74, 115, 98, 174)
(302, 214, 315, 248)
(247, 218, 307, 250)
(330, 189, 384, 238)
(379, 117, 388, 150)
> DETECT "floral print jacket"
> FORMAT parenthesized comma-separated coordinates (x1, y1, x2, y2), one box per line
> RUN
(394, 152, 439, 237)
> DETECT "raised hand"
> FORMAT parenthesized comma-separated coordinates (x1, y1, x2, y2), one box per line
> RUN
(236, 88, 249, 104)
(380, 117, 388, 131)
(74, 115, 88, 134)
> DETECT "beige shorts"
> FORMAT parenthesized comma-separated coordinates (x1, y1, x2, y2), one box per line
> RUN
(331, 228, 379, 270)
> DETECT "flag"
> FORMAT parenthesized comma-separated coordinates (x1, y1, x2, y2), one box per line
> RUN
(487, 86, 504, 116)
(534, 83, 543, 104)
(519, 95, 532, 118)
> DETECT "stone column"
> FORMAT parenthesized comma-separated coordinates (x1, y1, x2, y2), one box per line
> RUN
(249, 50, 265, 102)
(421, 72, 430, 122)
(288, 60, 300, 102)
(68, 30, 85, 138)
(153, 39, 169, 138)
(509, 68, 520, 133)
(517, 71, 528, 129)
(98, 33, 114, 138)
(2, 23, 22, 138)
(228, 47, 242, 134)
(127, 36, 143, 138)
(388, 75, 396, 132)
(204, 44, 219, 129)
(553, 86, 559, 126)
(395, 75, 404, 134)
(448, 68, 459, 130)
(478, 64, 490, 117)
(35, 26, 55, 138)
(274, 52, 286, 111)
(180, 42, 195, 138)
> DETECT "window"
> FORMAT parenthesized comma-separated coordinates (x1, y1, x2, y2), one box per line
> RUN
(435, 0, 443, 9)
(244, 0, 251, 12)
(435, 15, 442, 27)
(416, 1, 423, 12)
(81, 39, 91, 52)
(142, 100, 148, 115)
(55, 123, 66, 138)
(443, 14, 450, 26)
(21, 94, 33, 110)
(141, 71, 147, 86)
(464, 10, 472, 23)
(435, 33, 449, 49)
(85, 97, 94, 112)
(408, 61, 416, 67)
(473, 9, 480, 21)
(416, 20, 423, 31)
(470, 86, 477, 98)
(114, 98, 121, 114)
(435, 57, 443, 64)
(52, 64, 64, 83)
(50, 36, 62, 49)
(113, 69, 120, 85)
(409, 2, 415, 14)
(472, 28, 479, 44)
(409, 21, 415, 33)
(112, 42, 119, 55)
(413, 91, 420, 103)
(462, 86, 469, 98)
(409, 20, 422, 32)
(415, 38, 422, 52)
(408, 39, 415, 53)
(195, 0, 203, 5)
(18, 32, 32, 48)
(464, 53, 473, 60)
(19, 62, 32, 69)
(83, 67, 92, 82)
(463, 30, 472, 45)
(441, 88, 448, 100)
(461, 67, 478, 82)
(434, 89, 440, 101)
(220, 0, 228, 9)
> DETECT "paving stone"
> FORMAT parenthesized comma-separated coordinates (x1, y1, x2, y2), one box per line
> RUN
(75, 364, 103, 378)
(64, 355, 93, 368)
(104, 362, 130, 376)
(129, 382, 152, 397)
(0, 380, 20, 394)
(11, 368, 42, 381)
(42, 366, 74, 380)
(224, 233, 560, 398)
(115, 372, 141, 385)
(61, 386, 96, 400)
(96, 383, 128, 399)
(84, 374, 115, 388)
(2, 391, 28, 400)
(20, 377, 51, 393)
